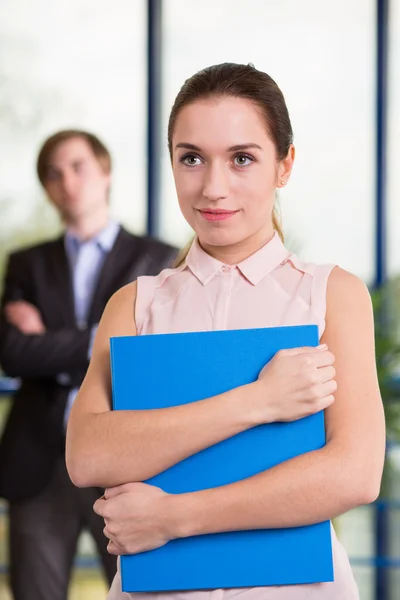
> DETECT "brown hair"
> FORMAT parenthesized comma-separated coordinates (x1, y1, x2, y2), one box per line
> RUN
(36, 129, 112, 185)
(169, 63, 293, 266)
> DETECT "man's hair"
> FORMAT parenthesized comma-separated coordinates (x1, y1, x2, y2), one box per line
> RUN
(36, 129, 112, 185)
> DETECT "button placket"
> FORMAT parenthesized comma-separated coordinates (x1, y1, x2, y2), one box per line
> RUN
(212, 266, 234, 330)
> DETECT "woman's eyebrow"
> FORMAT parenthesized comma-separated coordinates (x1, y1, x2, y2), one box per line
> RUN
(175, 142, 262, 152)
(175, 143, 202, 151)
(227, 143, 262, 152)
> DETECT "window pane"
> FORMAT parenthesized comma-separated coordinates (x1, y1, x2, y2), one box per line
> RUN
(0, 0, 146, 582)
(161, 0, 375, 283)
(387, 0, 400, 277)
(0, 0, 146, 277)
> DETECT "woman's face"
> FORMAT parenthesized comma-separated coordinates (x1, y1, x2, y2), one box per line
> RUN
(171, 96, 294, 260)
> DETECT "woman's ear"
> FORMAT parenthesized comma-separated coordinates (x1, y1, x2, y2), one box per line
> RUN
(277, 145, 295, 188)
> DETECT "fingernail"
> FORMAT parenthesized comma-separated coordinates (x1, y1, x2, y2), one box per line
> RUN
(317, 344, 327, 350)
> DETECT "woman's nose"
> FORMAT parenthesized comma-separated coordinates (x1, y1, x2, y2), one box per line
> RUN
(202, 162, 229, 201)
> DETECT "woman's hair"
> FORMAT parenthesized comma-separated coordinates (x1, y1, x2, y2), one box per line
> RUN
(37, 129, 112, 185)
(169, 62, 292, 268)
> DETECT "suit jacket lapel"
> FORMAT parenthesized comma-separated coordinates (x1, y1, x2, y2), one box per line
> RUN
(87, 228, 140, 324)
(47, 236, 76, 327)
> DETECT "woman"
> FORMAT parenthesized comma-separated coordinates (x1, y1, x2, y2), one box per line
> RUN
(66, 63, 385, 599)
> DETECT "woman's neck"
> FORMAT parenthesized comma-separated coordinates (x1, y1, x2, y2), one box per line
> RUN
(200, 228, 275, 265)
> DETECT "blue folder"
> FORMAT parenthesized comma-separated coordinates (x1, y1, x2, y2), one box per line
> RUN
(110, 325, 333, 592)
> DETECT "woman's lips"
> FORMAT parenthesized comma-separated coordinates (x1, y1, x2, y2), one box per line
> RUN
(198, 209, 239, 222)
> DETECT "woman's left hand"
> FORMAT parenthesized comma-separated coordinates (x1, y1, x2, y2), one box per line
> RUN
(93, 482, 176, 555)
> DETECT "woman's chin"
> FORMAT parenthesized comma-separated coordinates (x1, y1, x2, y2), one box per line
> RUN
(198, 229, 244, 249)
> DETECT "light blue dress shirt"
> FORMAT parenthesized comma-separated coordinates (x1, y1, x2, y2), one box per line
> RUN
(63, 220, 120, 427)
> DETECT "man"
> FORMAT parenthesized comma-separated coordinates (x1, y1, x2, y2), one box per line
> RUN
(0, 130, 177, 600)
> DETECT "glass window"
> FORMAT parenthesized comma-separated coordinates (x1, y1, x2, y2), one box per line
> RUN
(0, 0, 146, 284)
(161, 0, 375, 283)
(0, 0, 146, 583)
(387, 0, 400, 278)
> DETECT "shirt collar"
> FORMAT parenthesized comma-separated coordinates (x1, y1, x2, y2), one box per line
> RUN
(185, 232, 291, 286)
(65, 220, 120, 255)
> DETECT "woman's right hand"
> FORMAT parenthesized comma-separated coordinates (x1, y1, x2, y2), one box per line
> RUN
(252, 345, 336, 424)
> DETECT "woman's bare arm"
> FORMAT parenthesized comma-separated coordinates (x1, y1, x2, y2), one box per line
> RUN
(67, 280, 339, 489)
(169, 268, 386, 536)
(66, 282, 262, 488)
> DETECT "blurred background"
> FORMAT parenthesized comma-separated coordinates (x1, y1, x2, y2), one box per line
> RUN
(0, 0, 399, 598)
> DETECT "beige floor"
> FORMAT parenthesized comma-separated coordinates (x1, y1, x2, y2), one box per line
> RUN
(0, 570, 109, 600)
(69, 571, 109, 600)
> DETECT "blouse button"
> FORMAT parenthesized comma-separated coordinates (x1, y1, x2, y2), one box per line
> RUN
(221, 265, 231, 273)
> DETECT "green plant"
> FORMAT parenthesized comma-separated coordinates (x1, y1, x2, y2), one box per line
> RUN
(371, 280, 400, 496)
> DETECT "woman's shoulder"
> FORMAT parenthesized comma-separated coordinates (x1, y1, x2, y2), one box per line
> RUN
(109, 280, 138, 306)
(327, 267, 370, 301)
(104, 281, 139, 323)
(90, 282, 138, 339)
(286, 252, 334, 278)
(288, 253, 369, 297)
(104, 264, 183, 316)
(107, 263, 186, 308)
(326, 267, 372, 319)
(136, 263, 188, 296)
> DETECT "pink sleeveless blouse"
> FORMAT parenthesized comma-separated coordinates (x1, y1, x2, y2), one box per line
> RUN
(107, 233, 359, 600)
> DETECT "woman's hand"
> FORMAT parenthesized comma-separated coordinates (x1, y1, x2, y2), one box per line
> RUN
(93, 482, 177, 555)
(253, 345, 336, 423)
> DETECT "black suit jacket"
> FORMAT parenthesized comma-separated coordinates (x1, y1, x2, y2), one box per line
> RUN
(0, 227, 177, 502)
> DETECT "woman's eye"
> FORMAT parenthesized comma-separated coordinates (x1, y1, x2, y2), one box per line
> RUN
(181, 155, 202, 167)
(233, 154, 253, 167)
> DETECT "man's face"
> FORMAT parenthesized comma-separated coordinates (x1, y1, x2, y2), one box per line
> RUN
(43, 137, 111, 222)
